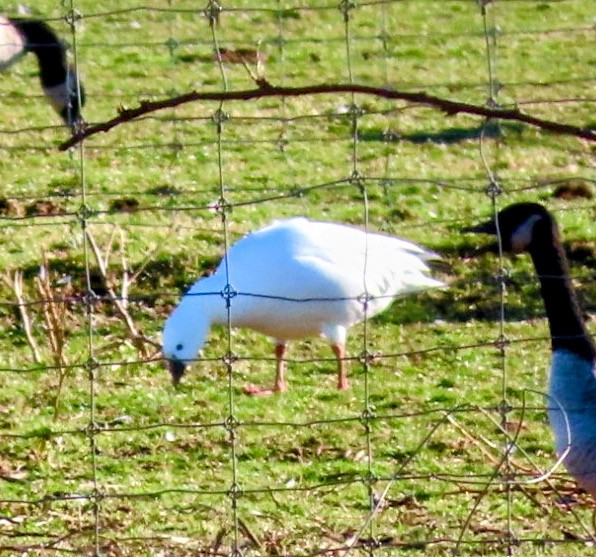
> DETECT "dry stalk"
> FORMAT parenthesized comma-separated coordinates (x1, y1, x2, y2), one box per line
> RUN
(84, 227, 162, 360)
(35, 262, 73, 420)
(3, 271, 42, 364)
(445, 412, 548, 476)
(4, 265, 74, 420)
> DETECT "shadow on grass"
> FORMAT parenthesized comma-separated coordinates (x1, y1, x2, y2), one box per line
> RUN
(358, 122, 524, 145)
(423, 239, 595, 324)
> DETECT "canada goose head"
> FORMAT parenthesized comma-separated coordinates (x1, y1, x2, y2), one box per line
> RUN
(43, 65, 85, 127)
(463, 202, 552, 253)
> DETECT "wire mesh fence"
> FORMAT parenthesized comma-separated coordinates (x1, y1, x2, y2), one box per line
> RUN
(0, 0, 594, 555)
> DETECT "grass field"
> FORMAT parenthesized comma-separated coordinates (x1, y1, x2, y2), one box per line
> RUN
(0, 1, 594, 555)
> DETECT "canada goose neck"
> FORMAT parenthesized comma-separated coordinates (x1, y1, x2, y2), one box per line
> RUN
(527, 217, 595, 360)
(11, 19, 68, 86)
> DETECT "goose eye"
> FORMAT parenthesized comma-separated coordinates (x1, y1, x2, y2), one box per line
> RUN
(176, 343, 183, 351)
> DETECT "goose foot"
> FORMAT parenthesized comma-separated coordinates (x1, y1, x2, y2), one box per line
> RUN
(337, 380, 350, 391)
(243, 383, 287, 396)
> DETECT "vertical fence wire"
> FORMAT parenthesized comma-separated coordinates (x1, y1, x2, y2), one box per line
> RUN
(63, 0, 102, 554)
(479, 2, 517, 554)
(453, 1, 517, 553)
(275, 0, 289, 158)
(340, 2, 378, 550)
(206, 2, 244, 553)
(166, 0, 182, 195)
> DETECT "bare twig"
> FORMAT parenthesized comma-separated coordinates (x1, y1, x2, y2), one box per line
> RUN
(445, 413, 502, 466)
(59, 82, 595, 150)
(237, 518, 262, 550)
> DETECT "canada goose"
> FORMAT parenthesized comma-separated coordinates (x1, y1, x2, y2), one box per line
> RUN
(466, 202, 596, 495)
(0, 14, 84, 125)
(163, 217, 444, 395)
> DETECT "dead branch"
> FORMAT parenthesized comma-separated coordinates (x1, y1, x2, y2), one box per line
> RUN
(59, 82, 595, 150)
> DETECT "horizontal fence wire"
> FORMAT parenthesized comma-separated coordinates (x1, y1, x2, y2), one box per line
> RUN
(0, 0, 594, 555)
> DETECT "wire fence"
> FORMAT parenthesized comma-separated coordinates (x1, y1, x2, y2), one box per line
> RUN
(0, 0, 594, 555)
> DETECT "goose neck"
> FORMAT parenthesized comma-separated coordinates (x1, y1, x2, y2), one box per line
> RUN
(190, 275, 230, 326)
(527, 219, 595, 360)
(12, 19, 68, 84)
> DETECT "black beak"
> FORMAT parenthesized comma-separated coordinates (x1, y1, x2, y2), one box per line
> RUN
(461, 219, 497, 235)
(168, 358, 187, 386)
(61, 80, 86, 128)
(61, 105, 84, 129)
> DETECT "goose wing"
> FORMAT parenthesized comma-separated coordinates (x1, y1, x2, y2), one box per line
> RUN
(218, 218, 443, 303)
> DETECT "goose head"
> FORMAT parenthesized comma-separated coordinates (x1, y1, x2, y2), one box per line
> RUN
(162, 295, 210, 386)
(58, 66, 85, 127)
(463, 202, 552, 253)
(43, 66, 85, 127)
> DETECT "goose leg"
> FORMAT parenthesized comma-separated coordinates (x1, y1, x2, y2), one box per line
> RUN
(272, 342, 288, 392)
(332, 343, 349, 390)
(244, 342, 288, 396)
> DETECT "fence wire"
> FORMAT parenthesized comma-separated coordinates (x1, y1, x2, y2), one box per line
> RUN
(0, 1, 595, 556)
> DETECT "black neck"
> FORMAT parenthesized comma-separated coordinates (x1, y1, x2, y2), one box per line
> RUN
(11, 18, 68, 86)
(528, 217, 595, 361)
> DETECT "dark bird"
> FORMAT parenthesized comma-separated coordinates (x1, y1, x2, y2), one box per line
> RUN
(1, 14, 84, 125)
(466, 202, 596, 495)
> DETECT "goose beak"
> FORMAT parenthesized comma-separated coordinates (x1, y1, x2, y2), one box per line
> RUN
(461, 219, 497, 235)
(168, 358, 187, 386)
(64, 111, 84, 130)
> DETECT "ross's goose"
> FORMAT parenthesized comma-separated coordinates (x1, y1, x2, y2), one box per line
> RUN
(0, 14, 84, 125)
(466, 202, 596, 495)
(163, 217, 444, 395)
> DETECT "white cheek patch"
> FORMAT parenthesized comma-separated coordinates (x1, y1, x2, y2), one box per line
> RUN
(0, 21, 26, 70)
(510, 214, 541, 252)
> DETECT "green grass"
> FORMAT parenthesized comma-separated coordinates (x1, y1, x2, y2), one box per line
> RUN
(0, 0, 595, 555)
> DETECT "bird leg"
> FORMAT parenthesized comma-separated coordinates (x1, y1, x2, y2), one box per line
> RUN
(332, 343, 349, 390)
(243, 342, 288, 396)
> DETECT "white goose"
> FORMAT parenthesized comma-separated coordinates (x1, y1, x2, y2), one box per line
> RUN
(0, 14, 84, 125)
(163, 217, 444, 395)
(467, 202, 596, 495)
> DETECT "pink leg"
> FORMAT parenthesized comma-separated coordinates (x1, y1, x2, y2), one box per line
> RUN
(272, 343, 288, 392)
(244, 342, 288, 396)
(331, 343, 349, 390)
